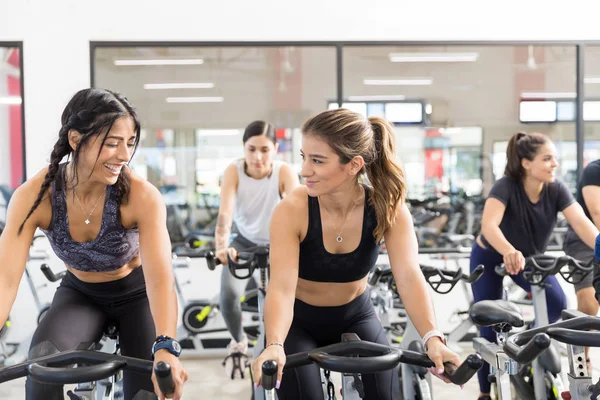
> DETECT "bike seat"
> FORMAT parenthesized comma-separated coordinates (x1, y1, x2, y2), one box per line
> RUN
(469, 300, 524, 328)
(103, 321, 119, 340)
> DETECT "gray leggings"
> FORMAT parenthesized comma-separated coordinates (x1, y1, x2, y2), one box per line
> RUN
(220, 234, 258, 342)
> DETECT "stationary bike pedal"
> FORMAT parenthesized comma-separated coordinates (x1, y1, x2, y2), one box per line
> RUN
(590, 377, 600, 400)
(66, 391, 84, 400)
(222, 352, 249, 380)
(352, 373, 365, 398)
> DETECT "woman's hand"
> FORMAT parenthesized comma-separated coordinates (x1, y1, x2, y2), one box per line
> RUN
(503, 249, 525, 275)
(216, 247, 237, 266)
(152, 351, 188, 400)
(251, 344, 286, 390)
(425, 338, 462, 385)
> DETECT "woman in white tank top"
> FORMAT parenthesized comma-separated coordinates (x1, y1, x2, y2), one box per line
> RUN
(215, 121, 298, 377)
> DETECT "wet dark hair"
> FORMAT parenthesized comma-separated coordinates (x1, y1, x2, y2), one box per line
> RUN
(18, 88, 140, 234)
(302, 108, 406, 243)
(242, 120, 276, 145)
(504, 131, 550, 181)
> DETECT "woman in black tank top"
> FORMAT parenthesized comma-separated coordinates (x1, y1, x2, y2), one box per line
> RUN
(251, 108, 463, 399)
(0, 89, 188, 399)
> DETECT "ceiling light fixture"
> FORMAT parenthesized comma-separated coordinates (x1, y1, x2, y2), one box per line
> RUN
(521, 92, 576, 99)
(166, 96, 224, 103)
(347, 95, 407, 101)
(144, 83, 214, 89)
(363, 78, 433, 86)
(115, 59, 204, 66)
(388, 52, 479, 63)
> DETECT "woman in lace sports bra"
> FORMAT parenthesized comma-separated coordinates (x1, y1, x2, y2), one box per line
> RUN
(0, 88, 187, 400)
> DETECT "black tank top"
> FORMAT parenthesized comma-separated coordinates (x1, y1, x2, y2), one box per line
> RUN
(298, 185, 381, 283)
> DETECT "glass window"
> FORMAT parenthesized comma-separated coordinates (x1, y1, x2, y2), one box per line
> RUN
(0, 46, 24, 223)
(94, 46, 336, 241)
(581, 47, 600, 177)
(343, 45, 577, 197)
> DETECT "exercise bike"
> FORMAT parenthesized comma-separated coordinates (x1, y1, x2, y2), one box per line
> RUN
(368, 261, 484, 399)
(171, 241, 260, 353)
(260, 332, 483, 399)
(205, 245, 270, 399)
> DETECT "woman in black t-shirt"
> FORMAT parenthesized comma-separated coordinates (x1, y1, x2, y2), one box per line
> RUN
(471, 132, 599, 400)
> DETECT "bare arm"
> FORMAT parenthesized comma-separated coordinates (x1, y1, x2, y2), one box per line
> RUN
(136, 182, 177, 338)
(479, 197, 515, 255)
(583, 185, 600, 231)
(0, 182, 42, 327)
(251, 194, 302, 386)
(562, 201, 599, 249)
(386, 202, 461, 374)
(264, 198, 300, 344)
(215, 165, 237, 258)
(278, 164, 299, 198)
(386, 203, 438, 337)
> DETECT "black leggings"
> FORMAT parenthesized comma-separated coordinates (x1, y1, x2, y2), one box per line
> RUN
(277, 289, 399, 400)
(26, 267, 156, 400)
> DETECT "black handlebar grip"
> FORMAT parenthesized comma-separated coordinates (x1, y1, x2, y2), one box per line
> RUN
(368, 268, 383, 286)
(466, 265, 485, 284)
(494, 264, 509, 277)
(504, 333, 551, 364)
(445, 354, 483, 385)
(205, 252, 219, 271)
(154, 361, 175, 396)
(261, 360, 278, 390)
(40, 264, 65, 282)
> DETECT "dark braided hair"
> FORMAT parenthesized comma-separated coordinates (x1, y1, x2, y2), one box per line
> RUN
(18, 88, 141, 235)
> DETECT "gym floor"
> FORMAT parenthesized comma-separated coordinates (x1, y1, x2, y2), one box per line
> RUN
(1, 345, 599, 399)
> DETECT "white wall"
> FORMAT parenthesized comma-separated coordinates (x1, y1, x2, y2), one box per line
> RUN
(3, 0, 600, 177)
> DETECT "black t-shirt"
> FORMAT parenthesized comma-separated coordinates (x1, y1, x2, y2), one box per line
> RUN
(481, 176, 575, 256)
(576, 160, 600, 220)
(565, 159, 600, 246)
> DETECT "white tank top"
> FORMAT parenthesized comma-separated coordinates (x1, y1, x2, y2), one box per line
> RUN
(233, 159, 283, 245)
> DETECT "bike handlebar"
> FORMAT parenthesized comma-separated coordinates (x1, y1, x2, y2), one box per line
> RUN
(503, 315, 600, 362)
(0, 350, 174, 396)
(494, 254, 594, 286)
(261, 339, 482, 387)
(368, 264, 484, 294)
(503, 332, 552, 364)
(40, 264, 66, 283)
(154, 361, 176, 395)
(204, 246, 270, 279)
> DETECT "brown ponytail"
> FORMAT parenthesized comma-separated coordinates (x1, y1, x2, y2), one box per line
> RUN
(504, 131, 549, 180)
(366, 117, 406, 242)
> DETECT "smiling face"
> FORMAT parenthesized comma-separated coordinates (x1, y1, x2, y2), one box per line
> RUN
(521, 141, 558, 183)
(300, 133, 362, 197)
(73, 116, 137, 185)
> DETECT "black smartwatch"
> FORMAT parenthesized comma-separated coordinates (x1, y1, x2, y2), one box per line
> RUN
(151, 335, 182, 359)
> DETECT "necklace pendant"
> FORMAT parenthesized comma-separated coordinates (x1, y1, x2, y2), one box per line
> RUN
(336, 236, 343, 243)
(85, 219, 90, 225)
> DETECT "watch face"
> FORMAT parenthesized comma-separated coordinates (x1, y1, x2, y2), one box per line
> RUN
(173, 341, 181, 353)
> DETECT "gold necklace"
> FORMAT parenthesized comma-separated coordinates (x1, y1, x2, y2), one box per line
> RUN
(74, 190, 105, 225)
(319, 188, 362, 243)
